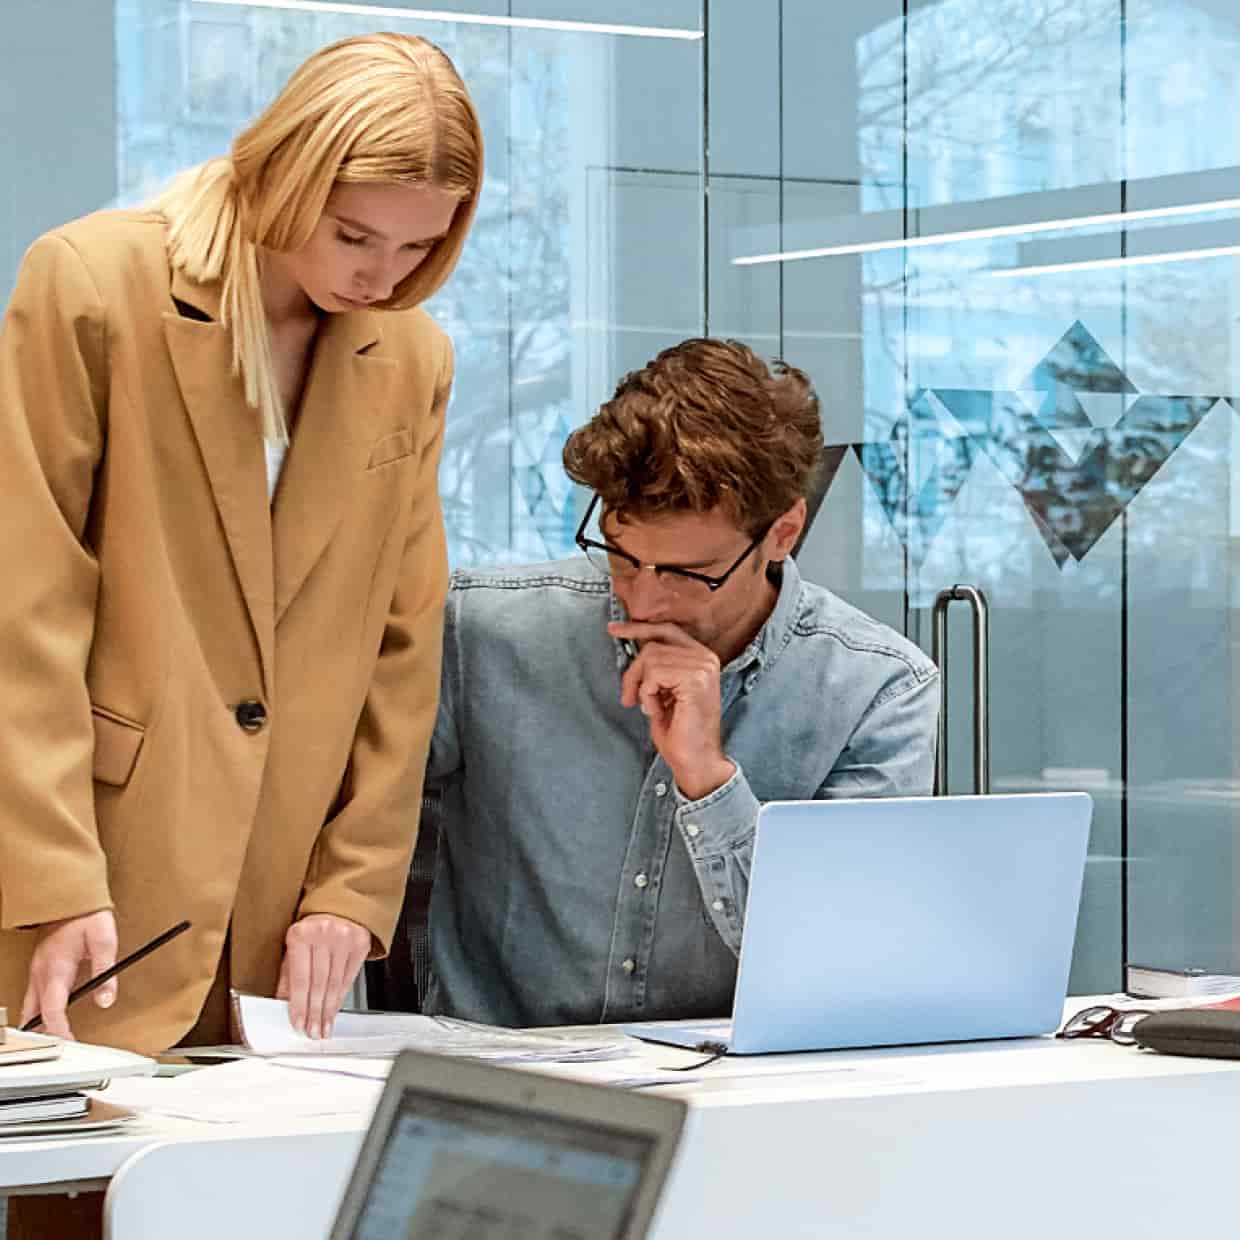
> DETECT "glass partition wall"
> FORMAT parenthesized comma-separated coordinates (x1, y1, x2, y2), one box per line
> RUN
(5, 0, 1239, 992)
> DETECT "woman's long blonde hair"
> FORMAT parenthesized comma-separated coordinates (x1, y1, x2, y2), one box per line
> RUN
(156, 33, 484, 442)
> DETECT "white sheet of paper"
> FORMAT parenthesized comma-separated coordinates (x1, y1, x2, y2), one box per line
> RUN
(269, 1056, 391, 1081)
(234, 994, 629, 1062)
(268, 1053, 687, 1091)
(265, 1047, 915, 1092)
(93, 1058, 383, 1124)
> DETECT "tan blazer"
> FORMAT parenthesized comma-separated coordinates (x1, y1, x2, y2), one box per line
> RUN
(0, 210, 450, 1054)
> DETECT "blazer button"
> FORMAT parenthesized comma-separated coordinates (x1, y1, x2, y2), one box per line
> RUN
(234, 699, 268, 733)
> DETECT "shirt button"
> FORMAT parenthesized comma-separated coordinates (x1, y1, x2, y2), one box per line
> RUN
(712, 899, 724, 912)
(634, 873, 649, 889)
(685, 823, 701, 838)
(654, 782, 668, 798)
(234, 699, 268, 733)
(621, 958, 636, 974)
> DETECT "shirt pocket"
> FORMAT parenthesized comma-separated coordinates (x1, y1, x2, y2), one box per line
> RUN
(366, 428, 415, 471)
(91, 704, 145, 787)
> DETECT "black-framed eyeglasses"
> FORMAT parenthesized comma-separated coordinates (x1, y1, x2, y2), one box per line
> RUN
(1056, 1005, 1155, 1046)
(574, 494, 767, 596)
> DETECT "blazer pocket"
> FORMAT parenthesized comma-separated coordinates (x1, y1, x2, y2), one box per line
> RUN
(91, 705, 145, 788)
(367, 428, 415, 470)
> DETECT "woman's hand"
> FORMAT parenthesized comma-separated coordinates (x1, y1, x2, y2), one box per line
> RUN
(20, 910, 119, 1039)
(276, 913, 371, 1040)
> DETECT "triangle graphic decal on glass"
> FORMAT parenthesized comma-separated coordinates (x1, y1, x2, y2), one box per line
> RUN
(797, 444, 851, 556)
(1075, 391, 1130, 429)
(1025, 321, 1137, 395)
(933, 387, 1219, 561)
(1029, 385, 1095, 432)
(1044, 426, 1096, 463)
(851, 429, 981, 566)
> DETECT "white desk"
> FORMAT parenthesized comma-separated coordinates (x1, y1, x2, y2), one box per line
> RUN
(651, 1035, 1240, 1237)
(2, 1017, 1238, 1238)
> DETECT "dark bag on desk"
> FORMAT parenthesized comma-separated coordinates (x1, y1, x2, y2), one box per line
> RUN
(1133, 1001, 1240, 1060)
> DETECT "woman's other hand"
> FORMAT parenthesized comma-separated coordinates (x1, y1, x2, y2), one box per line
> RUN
(276, 913, 371, 1040)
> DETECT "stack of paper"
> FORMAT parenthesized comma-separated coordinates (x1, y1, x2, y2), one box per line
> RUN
(1125, 964, 1240, 1000)
(232, 993, 629, 1064)
(0, 1032, 154, 1137)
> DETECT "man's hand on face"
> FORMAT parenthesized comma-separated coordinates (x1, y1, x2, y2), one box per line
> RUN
(609, 620, 736, 801)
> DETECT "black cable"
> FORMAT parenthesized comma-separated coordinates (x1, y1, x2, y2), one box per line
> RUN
(662, 1040, 730, 1071)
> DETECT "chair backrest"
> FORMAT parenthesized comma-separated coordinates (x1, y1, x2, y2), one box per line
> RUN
(365, 788, 442, 1012)
(407, 788, 442, 1003)
(104, 1130, 364, 1240)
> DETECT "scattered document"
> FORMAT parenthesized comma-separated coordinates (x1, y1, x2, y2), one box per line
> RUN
(265, 1047, 920, 1093)
(95, 1058, 384, 1125)
(269, 1054, 687, 1091)
(269, 1055, 391, 1082)
(232, 993, 629, 1064)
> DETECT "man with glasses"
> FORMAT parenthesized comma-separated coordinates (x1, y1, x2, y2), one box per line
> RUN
(413, 338, 939, 1027)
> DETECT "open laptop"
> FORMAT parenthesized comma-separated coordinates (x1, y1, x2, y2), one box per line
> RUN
(625, 792, 1092, 1055)
(329, 1048, 686, 1240)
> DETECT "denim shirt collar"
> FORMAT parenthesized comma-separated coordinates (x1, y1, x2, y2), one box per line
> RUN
(607, 556, 805, 692)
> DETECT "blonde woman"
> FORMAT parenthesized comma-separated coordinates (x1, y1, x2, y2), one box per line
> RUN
(0, 33, 483, 1061)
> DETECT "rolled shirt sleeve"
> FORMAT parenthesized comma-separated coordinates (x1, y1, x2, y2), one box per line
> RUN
(673, 665, 939, 957)
(673, 764, 760, 956)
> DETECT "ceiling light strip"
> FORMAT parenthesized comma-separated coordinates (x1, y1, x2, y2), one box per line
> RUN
(988, 244, 1240, 279)
(192, 0, 703, 39)
(733, 196, 1240, 266)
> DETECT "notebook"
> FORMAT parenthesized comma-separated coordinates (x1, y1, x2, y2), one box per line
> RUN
(625, 792, 1093, 1055)
(0, 1098, 137, 1139)
(0, 1030, 61, 1067)
(328, 1049, 686, 1240)
(0, 1091, 88, 1124)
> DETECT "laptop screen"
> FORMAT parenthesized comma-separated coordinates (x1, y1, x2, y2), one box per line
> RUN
(345, 1085, 657, 1240)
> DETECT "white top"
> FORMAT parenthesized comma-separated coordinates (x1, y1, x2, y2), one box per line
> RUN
(264, 439, 288, 502)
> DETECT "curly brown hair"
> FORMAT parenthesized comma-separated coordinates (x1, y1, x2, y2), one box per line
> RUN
(563, 338, 823, 537)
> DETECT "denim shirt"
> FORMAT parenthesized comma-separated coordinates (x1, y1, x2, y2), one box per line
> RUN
(423, 556, 939, 1028)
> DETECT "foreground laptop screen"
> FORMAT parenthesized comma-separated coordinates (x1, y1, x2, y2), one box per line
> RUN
(347, 1086, 656, 1240)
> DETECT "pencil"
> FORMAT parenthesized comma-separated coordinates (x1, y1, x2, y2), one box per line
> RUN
(20, 920, 192, 1033)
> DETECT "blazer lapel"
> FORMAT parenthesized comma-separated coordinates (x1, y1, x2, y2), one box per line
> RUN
(163, 269, 275, 692)
(271, 310, 395, 625)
